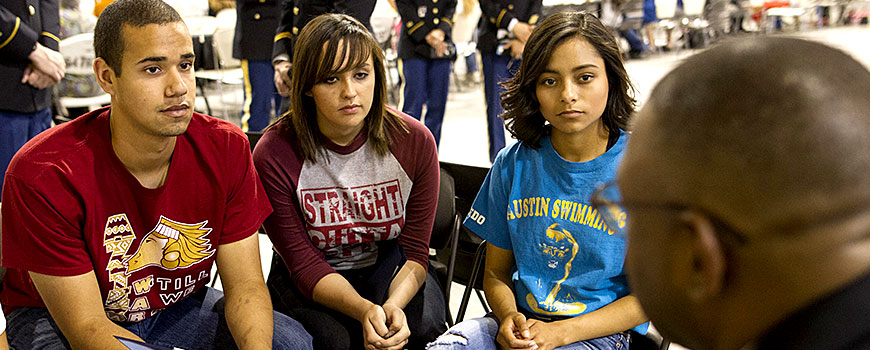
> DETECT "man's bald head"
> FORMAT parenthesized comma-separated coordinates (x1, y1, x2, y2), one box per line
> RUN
(620, 37, 870, 350)
(631, 37, 870, 235)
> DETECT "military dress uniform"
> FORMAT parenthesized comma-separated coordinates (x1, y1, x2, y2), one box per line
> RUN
(272, 0, 377, 65)
(396, 0, 457, 147)
(234, 0, 282, 132)
(271, 0, 377, 114)
(478, 0, 541, 163)
(271, 0, 294, 68)
(0, 0, 59, 195)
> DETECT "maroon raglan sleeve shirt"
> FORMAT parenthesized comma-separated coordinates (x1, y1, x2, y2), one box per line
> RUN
(253, 110, 439, 299)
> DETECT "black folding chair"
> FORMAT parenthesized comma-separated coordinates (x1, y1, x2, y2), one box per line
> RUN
(431, 161, 492, 323)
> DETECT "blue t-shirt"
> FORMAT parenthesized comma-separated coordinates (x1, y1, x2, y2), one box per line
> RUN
(464, 133, 647, 333)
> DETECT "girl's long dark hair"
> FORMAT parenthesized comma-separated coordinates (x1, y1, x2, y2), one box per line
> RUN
(501, 11, 637, 148)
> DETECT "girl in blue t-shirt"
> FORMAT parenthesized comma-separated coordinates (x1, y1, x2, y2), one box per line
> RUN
(427, 11, 649, 350)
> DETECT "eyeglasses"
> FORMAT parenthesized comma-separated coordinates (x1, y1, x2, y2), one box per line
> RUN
(589, 180, 749, 246)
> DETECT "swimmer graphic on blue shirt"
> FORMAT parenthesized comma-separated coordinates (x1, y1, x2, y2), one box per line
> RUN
(527, 223, 587, 315)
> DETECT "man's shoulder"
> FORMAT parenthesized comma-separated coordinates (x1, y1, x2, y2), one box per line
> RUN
(189, 112, 243, 134)
(185, 112, 250, 150)
(7, 109, 105, 179)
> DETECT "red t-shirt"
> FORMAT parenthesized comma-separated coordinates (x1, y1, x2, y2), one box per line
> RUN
(252, 109, 439, 299)
(0, 107, 272, 322)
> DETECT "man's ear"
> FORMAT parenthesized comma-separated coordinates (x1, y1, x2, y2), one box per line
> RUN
(680, 210, 727, 302)
(94, 57, 116, 95)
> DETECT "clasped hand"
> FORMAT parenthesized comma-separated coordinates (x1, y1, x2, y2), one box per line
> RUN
(425, 29, 448, 58)
(23, 43, 66, 89)
(361, 302, 410, 350)
(497, 312, 568, 350)
(502, 39, 525, 59)
(503, 22, 536, 60)
(273, 61, 292, 96)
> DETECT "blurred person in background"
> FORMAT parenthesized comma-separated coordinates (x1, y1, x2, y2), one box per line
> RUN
(235, 0, 282, 132)
(452, 0, 482, 86)
(208, 0, 235, 16)
(396, 0, 457, 148)
(619, 0, 650, 58)
(56, 0, 102, 116)
(0, 0, 64, 197)
(478, 0, 542, 163)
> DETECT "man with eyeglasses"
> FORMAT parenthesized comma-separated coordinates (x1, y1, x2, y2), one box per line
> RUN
(592, 37, 870, 350)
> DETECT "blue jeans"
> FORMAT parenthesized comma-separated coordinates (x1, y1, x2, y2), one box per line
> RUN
(399, 58, 452, 147)
(267, 243, 447, 349)
(0, 108, 51, 197)
(6, 287, 312, 350)
(426, 315, 631, 350)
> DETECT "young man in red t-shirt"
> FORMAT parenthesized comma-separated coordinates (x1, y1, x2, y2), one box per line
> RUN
(0, 1, 311, 349)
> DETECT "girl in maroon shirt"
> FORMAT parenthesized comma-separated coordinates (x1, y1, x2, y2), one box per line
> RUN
(253, 13, 446, 350)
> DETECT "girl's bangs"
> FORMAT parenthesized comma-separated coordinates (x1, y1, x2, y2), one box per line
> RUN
(317, 33, 372, 79)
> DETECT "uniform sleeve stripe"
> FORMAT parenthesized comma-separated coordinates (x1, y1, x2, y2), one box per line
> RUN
(274, 32, 292, 42)
(407, 22, 425, 35)
(41, 31, 60, 44)
(497, 9, 508, 27)
(529, 14, 540, 25)
(441, 17, 453, 26)
(0, 17, 21, 50)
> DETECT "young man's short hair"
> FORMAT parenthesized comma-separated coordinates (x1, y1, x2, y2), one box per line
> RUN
(93, 0, 183, 76)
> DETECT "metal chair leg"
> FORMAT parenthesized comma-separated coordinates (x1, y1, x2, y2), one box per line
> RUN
(456, 240, 486, 323)
(660, 339, 671, 350)
(197, 80, 213, 116)
(476, 288, 490, 313)
(443, 214, 461, 326)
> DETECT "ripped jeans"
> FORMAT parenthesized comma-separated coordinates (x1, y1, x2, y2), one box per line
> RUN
(426, 314, 630, 350)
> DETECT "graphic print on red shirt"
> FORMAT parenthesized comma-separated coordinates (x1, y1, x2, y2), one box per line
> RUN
(102, 215, 217, 322)
(0, 108, 272, 322)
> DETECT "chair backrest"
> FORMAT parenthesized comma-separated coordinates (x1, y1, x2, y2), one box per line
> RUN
(215, 7, 237, 26)
(212, 23, 240, 69)
(440, 162, 490, 228)
(655, 0, 679, 19)
(59, 33, 96, 76)
(245, 131, 263, 153)
(429, 168, 456, 250)
(370, 16, 397, 47)
(435, 161, 491, 285)
(166, 0, 210, 17)
(56, 33, 106, 100)
(683, 0, 707, 16)
(204, 8, 242, 68)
